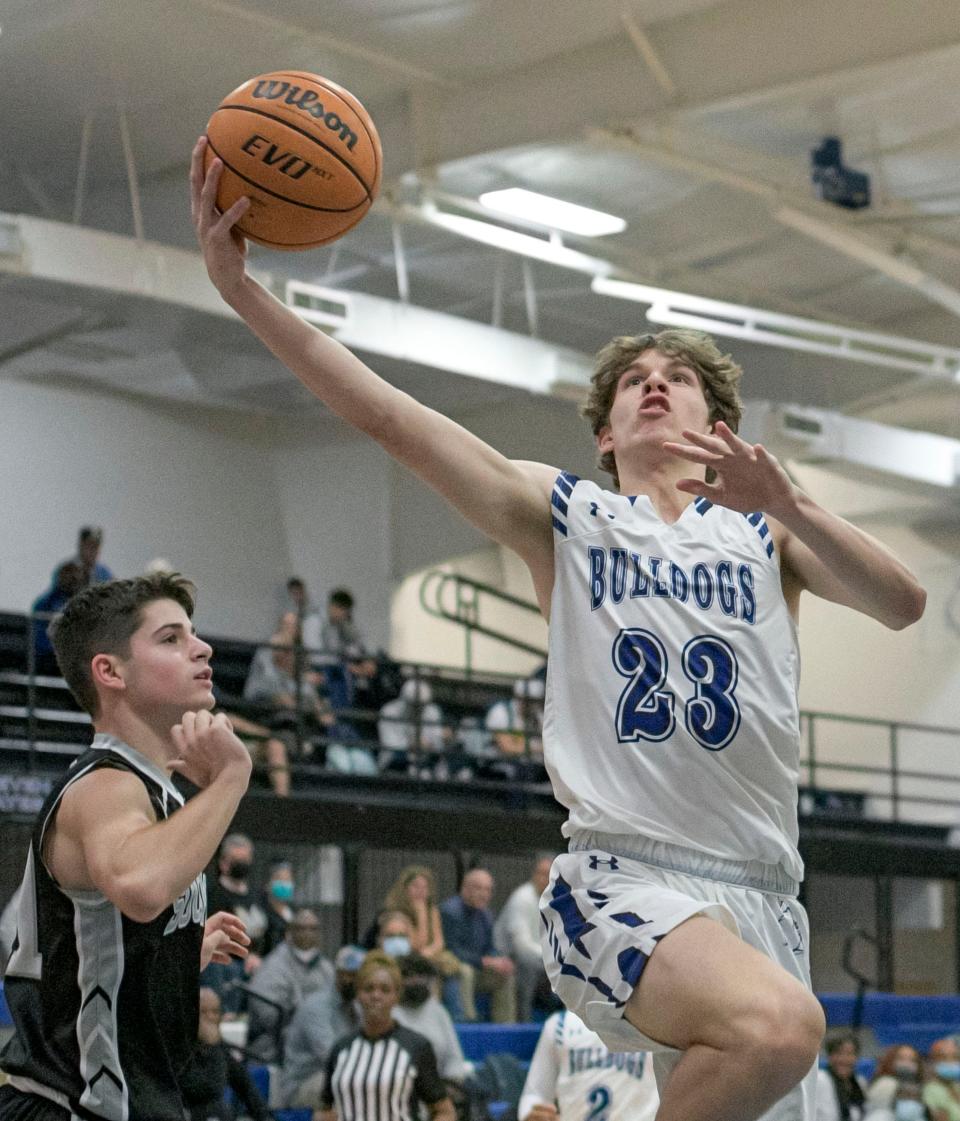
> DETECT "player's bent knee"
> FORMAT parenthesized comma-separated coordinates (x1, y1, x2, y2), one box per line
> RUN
(740, 988, 824, 1090)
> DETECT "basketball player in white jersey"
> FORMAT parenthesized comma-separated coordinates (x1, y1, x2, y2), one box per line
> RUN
(191, 140, 926, 1121)
(520, 1008, 658, 1121)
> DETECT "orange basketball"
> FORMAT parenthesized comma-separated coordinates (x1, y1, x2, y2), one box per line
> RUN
(204, 70, 382, 250)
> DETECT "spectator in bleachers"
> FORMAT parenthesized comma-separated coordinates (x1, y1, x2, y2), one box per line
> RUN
(376, 908, 416, 958)
(221, 709, 291, 797)
(303, 587, 378, 711)
(494, 855, 557, 1022)
(867, 1044, 924, 1113)
(285, 575, 311, 620)
(394, 954, 472, 1085)
(29, 561, 82, 674)
(318, 951, 455, 1121)
(205, 834, 268, 1012)
(440, 868, 516, 1023)
(260, 858, 295, 955)
(482, 677, 548, 783)
(179, 987, 270, 1121)
(279, 944, 366, 1110)
(379, 678, 451, 776)
(924, 1037, 960, 1121)
(63, 525, 114, 588)
(816, 1031, 866, 1121)
(384, 866, 467, 1021)
(246, 907, 334, 1061)
(243, 617, 329, 729)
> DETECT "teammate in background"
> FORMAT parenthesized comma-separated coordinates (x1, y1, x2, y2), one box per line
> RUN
(192, 142, 926, 1121)
(520, 1008, 658, 1121)
(0, 572, 252, 1121)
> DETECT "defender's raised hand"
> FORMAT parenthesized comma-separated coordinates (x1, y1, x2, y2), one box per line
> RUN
(190, 136, 250, 297)
(664, 421, 796, 516)
(170, 709, 251, 790)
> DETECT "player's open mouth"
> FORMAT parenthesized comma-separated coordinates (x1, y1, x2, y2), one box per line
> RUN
(194, 669, 213, 682)
(639, 395, 669, 413)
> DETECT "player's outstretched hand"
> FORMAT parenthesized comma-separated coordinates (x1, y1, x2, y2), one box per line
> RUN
(190, 135, 250, 299)
(201, 910, 251, 970)
(663, 421, 796, 516)
(169, 710, 252, 790)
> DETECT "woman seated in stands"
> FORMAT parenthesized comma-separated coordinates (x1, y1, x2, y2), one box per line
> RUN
(317, 951, 455, 1121)
(815, 1031, 867, 1121)
(867, 1044, 925, 1116)
(369, 868, 467, 1023)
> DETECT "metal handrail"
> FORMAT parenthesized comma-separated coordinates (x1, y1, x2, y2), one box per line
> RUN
(418, 570, 546, 671)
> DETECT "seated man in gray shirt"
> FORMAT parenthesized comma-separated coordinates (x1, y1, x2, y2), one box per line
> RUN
(393, 954, 472, 1086)
(279, 945, 365, 1108)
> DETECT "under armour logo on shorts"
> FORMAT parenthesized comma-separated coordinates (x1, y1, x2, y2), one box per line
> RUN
(588, 854, 619, 871)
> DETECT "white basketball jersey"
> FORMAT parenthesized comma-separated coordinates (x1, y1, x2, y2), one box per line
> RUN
(544, 473, 803, 881)
(520, 1010, 658, 1121)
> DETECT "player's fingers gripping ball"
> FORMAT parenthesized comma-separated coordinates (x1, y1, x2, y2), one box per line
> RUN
(204, 70, 382, 250)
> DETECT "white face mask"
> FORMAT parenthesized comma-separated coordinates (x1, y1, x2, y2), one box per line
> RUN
(292, 945, 321, 964)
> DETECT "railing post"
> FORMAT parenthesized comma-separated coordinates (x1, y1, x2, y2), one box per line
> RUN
(26, 612, 38, 773)
(890, 724, 900, 822)
(808, 714, 817, 795)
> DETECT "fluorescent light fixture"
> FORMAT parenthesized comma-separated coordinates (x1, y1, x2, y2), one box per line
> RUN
(591, 275, 960, 379)
(404, 203, 615, 276)
(480, 188, 626, 237)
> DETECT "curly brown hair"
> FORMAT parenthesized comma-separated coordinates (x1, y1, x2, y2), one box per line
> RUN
(581, 328, 744, 490)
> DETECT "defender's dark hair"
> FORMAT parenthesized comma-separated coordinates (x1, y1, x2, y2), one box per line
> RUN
(49, 572, 196, 717)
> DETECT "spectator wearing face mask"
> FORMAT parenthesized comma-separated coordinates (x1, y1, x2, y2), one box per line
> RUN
(924, 1037, 960, 1121)
(246, 908, 334, 1061)
(868, 1046, 925, 1114)
(377, 908, 417, 959)
(816, 1031, 867, 1121)
(279, 945, 366, 1109)
(205, 834, 268, 1012)
(261, 859, 295, 955)
(393, 954, 472, 1086)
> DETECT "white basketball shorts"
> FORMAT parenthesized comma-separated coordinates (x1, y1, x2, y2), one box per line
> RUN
(539, 832, 816, 1121)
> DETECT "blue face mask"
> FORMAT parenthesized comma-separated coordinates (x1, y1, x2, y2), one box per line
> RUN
(895, 1100, 926, 1121)
(270, 880, 294, 901)
(935, 1062, 960, 1082)
(381, 935, 411, 958)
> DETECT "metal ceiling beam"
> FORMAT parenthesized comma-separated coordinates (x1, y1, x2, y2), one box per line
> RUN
(401, 0, 960, 171)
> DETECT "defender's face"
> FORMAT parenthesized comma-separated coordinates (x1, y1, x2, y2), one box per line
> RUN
(598, 349, 711, 473)
(120, 599, 215, 717)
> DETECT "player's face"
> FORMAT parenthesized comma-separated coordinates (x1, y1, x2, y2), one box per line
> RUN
(598, 349, 711, 469)
(120, 599, 215, 718)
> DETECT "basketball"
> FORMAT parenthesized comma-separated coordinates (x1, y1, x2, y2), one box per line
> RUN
(204, 70, 382, 250)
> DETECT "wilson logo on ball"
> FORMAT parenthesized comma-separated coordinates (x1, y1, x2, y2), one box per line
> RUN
(252, 80, 359, 151)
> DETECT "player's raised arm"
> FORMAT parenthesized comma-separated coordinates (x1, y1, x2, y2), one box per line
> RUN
(191, 138, 555, 569)
(50, 713, 250, 923)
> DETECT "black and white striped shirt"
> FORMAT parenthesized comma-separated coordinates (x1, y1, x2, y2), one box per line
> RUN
(321, 1024, 446, 1121)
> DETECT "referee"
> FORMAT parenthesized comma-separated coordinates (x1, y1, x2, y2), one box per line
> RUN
(318, 951, 455, 1121)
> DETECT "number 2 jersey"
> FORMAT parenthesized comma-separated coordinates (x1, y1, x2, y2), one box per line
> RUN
(0, 734, 206, 1121)
(544, 473, 803, 883)
(518, 1009, 658, 1121)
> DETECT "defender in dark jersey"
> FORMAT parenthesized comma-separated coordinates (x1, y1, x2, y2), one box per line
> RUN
(0, 573, 252, 1121)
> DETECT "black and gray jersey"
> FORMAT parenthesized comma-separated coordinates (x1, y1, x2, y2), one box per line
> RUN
(0, 734, 206, 1121)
